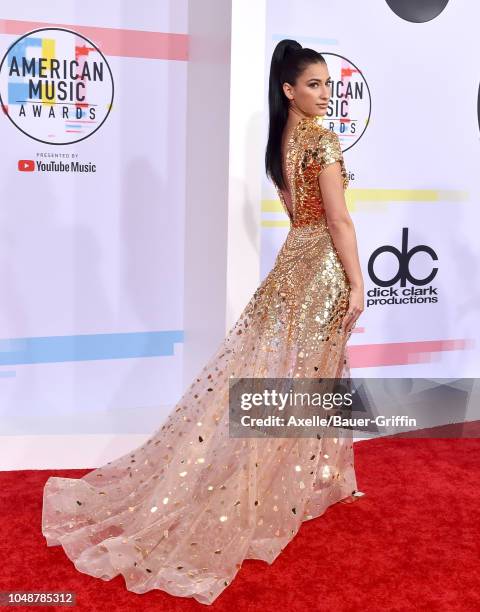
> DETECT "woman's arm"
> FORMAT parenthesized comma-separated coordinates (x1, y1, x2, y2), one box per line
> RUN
(318, 162, 364, 331)
(318, 162, 363, 288)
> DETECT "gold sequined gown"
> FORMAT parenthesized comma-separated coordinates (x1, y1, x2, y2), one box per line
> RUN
(42, 115, 359, 605)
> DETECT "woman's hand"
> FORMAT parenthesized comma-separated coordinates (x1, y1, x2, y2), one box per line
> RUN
(341, 285, 364, 333)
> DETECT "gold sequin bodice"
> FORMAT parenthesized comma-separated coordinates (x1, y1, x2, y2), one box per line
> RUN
(278, 115, 349, 228)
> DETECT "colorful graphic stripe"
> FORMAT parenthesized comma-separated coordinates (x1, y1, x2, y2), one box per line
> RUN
(0, 19, 188, 61)
(0, 331, 471, 369)
(0, 330, 184, 365)
(41, 36, 55, 105)
(348, 338, 473, 368)
(261, 188, 468, 226)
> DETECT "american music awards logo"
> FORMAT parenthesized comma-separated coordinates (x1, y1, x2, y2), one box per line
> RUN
(0, 27, 114, 145)
(367, 228, 439, 308)
(318, 52, 371, 151)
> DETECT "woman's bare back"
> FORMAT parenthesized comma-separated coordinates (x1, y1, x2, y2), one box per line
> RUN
(279, 120, 299, 219)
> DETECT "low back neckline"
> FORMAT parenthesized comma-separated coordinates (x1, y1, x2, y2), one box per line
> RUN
(279, 115, 324, 221)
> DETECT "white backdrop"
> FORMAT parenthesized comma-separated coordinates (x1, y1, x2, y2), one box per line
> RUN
(1, 0, 478, 469)
(261, 0, 479, 378)
(0, 1, 188, 443)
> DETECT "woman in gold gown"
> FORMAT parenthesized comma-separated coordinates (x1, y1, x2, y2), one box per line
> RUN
(42, 39, 365, 605)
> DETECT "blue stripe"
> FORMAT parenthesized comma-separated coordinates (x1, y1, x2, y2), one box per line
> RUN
(0, 331, 184, 365)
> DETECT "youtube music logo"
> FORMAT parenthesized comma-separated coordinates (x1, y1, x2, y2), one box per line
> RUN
(18, 160, 34, 172)
(17, 158, 96, 173)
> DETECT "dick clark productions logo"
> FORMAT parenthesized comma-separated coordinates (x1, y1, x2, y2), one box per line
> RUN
(0, 27, 114, 145)
(367, 228, 439, 307)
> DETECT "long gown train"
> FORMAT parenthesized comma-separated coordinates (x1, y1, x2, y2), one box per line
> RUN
(42, 115, 362, 605)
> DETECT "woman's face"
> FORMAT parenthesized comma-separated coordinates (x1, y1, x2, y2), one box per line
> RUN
(283, 61, 332, 117)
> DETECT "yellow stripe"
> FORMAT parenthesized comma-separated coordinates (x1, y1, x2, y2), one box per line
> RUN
(262, 188, 468, 216)
(41, 38, 56, 106)
(262, 220, 291, 228)
(263, 199, 283, 212)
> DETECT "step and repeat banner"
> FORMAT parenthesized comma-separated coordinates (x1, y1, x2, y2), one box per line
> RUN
(1, 0, 478, 452)
(261, 0, 479, 378)
(0, 2, 188, 437)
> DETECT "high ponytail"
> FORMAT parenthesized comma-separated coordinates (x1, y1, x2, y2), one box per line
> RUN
(265, 39, 326, 191)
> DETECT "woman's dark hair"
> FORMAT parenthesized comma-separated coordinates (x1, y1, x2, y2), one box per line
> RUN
(265, 39, 325, 191)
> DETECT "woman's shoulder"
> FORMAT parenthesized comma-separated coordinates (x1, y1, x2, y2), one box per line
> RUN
(298, 121, 342, 164)
(314, 126, 343, 158)
(299, 117, 339, 146)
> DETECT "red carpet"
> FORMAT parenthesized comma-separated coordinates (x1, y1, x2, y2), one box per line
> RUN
(1, 434, 479, 611)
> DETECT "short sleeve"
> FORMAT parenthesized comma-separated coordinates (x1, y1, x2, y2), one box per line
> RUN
(317, 130, 349, 190)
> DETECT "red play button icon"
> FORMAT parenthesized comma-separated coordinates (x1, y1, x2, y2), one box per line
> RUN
(18, 159, 35, 172)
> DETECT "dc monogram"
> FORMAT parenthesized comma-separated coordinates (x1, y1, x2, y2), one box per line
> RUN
(368, 228, 438, 287)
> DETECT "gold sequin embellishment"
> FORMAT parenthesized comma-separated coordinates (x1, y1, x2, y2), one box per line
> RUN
(279, 115, 349, 228)
(40, 112, 359, 606)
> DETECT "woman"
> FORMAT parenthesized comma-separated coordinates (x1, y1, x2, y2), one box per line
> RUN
(42, 39, 365, 605)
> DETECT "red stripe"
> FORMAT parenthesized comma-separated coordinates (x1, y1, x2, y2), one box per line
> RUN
(0, 19, 188, 61)
(348, 339, 473, 368)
